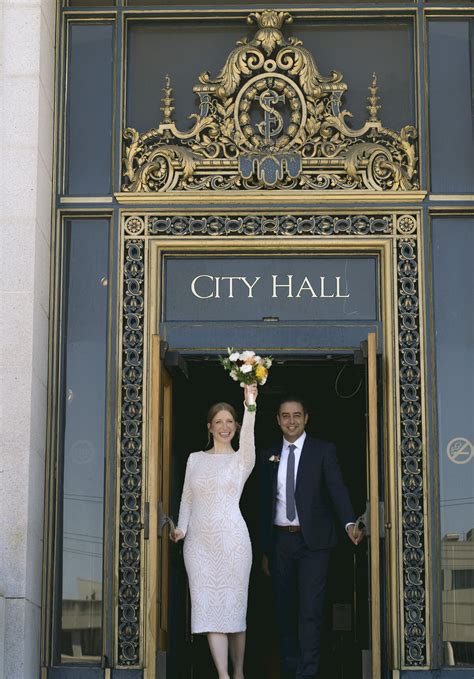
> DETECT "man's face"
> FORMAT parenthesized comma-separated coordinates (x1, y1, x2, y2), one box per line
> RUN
(277, 401, 308, 443)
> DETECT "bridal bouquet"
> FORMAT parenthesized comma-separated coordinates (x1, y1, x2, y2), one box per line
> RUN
(220, 348, 272, 411)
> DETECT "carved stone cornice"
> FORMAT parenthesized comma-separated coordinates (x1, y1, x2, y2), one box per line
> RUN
(122, 11, 418, 195)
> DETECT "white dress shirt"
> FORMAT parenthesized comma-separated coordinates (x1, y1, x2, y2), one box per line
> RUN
(274, 432, 306, 526)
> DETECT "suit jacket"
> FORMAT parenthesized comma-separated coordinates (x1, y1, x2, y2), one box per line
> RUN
(260, 435, 355, 553)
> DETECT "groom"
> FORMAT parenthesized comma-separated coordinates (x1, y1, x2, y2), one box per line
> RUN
(260, 395, 362, 679)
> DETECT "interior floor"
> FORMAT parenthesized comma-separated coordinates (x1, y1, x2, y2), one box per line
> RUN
(167, 357, 370, 679)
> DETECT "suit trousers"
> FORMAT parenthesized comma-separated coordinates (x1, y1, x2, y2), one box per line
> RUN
(271, 530, 330, 679)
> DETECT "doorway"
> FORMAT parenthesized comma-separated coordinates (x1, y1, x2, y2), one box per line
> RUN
(165, 355, 374, 679)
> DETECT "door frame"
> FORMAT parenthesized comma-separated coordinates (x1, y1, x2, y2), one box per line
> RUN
(151, 341, 380, 679)
(116, 209, 430, 676)
(367, 330, 382, 678)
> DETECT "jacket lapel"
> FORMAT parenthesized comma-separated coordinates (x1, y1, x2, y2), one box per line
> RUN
(295, 435, 312, 492)
(270, 442, 282, 492)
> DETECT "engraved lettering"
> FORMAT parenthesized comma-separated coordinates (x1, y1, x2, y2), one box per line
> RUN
(191, 272, 353, 303)
(319, 276, 334, 298)
(296, 276, 318, 298)
(240, 276, 261, 298)
(272, 274, 293, 298)
(335, 276, 350, 298)
(221, 276, 238, 298)
(191, 274, 215, 299)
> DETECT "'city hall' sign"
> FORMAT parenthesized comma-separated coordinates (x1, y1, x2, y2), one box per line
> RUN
(163, 256, 378, 321)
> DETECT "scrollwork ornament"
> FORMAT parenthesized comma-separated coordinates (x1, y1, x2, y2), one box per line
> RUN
(118, 238, 145, 665)
(121, 11, 418, 193)
(146, 214, 393, 237)
(397, 215, 417, 235)
(125, 217, 145, 236)
(397, 237, 426, 665)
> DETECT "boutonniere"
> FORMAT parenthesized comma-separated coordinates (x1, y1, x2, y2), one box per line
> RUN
(269, 455, 280, 464)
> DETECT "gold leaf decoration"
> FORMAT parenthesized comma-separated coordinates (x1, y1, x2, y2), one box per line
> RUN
(121, 11, 418, 193)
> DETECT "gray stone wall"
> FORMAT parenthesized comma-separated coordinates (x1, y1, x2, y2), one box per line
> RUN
(0, 0, 55, 674)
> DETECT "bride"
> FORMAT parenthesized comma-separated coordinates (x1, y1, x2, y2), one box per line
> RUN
(171, 383, 258, 679)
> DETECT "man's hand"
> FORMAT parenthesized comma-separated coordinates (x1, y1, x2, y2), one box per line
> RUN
(261, 554, 271, 577)
(346, 523, 364, 545)
(169, 528, 185, 543)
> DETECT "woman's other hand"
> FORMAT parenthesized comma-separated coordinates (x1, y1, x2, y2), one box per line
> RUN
(244, 383, 258, 406)
(169, 527, 185, 543)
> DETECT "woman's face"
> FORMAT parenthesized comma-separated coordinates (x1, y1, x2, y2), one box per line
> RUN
(208, 409, 237, 446)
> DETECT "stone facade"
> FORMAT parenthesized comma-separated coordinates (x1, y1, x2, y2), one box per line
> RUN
(0, 0, 55, 674)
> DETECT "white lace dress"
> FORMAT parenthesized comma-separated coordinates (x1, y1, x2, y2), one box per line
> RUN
(176, 407, 256, 634)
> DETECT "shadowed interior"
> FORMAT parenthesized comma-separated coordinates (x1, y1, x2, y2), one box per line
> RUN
(168, 357, 371, 679)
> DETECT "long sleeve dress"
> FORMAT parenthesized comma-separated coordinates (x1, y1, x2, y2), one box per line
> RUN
(176, 406, 256, 634)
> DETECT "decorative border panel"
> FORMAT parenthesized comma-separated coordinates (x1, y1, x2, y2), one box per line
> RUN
(144, 214, 393, 236)
(118, 211, 426, 667)
(396, 235, 426, 664)
(118, 239, 145, 665)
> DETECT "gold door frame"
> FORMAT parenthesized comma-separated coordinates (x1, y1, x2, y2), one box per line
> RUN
(147, 336, 172, 662)
(367, 330, 382, 678)
(116, 208, 430, 677)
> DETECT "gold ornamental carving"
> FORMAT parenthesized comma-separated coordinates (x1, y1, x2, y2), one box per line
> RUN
(122, 11, 418, 193)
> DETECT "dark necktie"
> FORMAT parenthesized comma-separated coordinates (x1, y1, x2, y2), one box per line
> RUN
(286, 444, 296, 521)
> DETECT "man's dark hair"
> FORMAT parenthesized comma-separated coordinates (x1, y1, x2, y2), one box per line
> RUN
(277, 394, 308, 414)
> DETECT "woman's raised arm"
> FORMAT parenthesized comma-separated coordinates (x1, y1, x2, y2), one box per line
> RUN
(237, 384, 258, 472)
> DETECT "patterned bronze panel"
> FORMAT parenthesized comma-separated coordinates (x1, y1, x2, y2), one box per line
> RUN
(397, 235, 426, 665)
(118, 239, 145, 665)
(146, 214, 392, 236)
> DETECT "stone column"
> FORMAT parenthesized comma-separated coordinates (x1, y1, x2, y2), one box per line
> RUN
(0, 0, 55, 673)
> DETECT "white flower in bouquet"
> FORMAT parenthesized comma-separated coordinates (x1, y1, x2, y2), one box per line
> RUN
(240, 364, 253, 374)
(229, 352, 240, 362)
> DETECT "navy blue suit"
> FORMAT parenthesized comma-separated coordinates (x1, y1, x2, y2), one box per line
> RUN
(261, 435, 355, 679)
